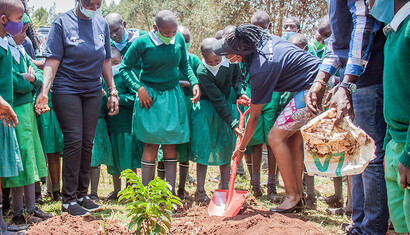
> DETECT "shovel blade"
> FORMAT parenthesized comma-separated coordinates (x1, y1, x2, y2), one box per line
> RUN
(208, 189, 247, 217)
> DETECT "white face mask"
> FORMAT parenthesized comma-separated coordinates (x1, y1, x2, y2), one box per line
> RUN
(206, 60, 223, 70)
(112, 64, 120, 76)
(79, 0, 100, 18)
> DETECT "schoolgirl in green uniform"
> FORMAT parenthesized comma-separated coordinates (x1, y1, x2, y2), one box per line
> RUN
(89, 83, 113, 201)
(105, 47, 143, 200)
(0, 1, 25, 233)
(190, 38, 247, 202)
(120, 10, 200, 193)
(3, 14, 51, 224)
(156, 25, 201, 200)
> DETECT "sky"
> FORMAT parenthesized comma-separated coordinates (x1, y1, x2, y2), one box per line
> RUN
(27, 0, 121, 14)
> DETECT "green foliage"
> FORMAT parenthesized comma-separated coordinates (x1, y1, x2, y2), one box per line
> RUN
(118, 169, 182, 235)
(31, 7, 49, 28)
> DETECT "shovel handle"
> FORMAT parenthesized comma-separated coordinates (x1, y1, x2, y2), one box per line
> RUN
(225, 99, 250, 209)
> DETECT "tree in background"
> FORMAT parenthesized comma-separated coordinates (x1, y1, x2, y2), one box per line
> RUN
(31, 7, 49, 28)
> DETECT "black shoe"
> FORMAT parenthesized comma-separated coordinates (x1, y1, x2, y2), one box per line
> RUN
(62, 202, 91, 217)
(251, 184, 263, 198)
(89, 194, 100, 202)
(7, 224, 29, 232)
(12, 213, 26, 225)
(52, 191, 62, 202)
(28, 207, 52, 220)
(105, 191, 119, 201)
(78, 196, 102, 212)
(269, 199, 304, 214)
(35, 192, 43, 204)
(177, 188, 191, 200)
(195, 190, 210, 204)
(267, 184, 281, 202)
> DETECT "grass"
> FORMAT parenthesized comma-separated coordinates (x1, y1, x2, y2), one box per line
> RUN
(32, 159, 356, 234)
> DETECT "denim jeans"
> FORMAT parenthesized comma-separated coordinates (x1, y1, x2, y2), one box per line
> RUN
(351, 83, 388, 235)
(53, 91, 102, 203)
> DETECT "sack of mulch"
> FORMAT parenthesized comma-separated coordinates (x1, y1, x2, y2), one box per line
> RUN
(301, 108, 376, 177)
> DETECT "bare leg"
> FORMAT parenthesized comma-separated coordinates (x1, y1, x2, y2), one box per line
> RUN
(288, 132, 304, 198)
(268, 127, 301, 209)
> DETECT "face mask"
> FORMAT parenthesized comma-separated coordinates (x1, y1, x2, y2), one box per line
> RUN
(313, 40, 325, 50)
(120, 30, 129, 44)
(370, 0, 394, 24)
(3, 17, 23, 37)
(112, 64, 120, 76)
(79, 0, 100, 18)
(156, 31, 174, 45)
(185, 43, 191, 50)
(324, 37, 330, 45)
(282, 31, 296, 40)
(207, 60, 222, 70)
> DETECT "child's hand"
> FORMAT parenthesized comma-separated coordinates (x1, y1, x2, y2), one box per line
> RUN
(34, 91, 50, 115)
(22, 73, 36, 83)
(107, 95, 120, 116)
(138, 86, 153, 109)
(231, 147, 244, 163)
(0, 97, 18, 128)
(191, 84, 201, 103)
(233, 126, 243, 137)
(238, 95, 250, 106)
(398, 163, 410, 190)
(27, 65, 35, 75)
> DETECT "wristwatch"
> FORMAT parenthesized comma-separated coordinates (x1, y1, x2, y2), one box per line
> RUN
(339, 82, 357, 94)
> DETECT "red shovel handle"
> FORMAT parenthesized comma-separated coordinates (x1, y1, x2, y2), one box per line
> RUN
(225, 99, 250, 210)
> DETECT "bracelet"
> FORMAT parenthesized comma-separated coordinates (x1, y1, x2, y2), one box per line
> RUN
(108, 86, 117, 91)
(238, 148, 246, 153)
(313, 80, 326, 86)
(108, 89, 119, 97)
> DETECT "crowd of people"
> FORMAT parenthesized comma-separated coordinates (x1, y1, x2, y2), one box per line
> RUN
(0, 0, 408, 234)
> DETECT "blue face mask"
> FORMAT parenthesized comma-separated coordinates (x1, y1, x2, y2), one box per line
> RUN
(112, 64, 120, 76)
(324, 37, 330, 45)
(4, 17, 23, 37)
(79, 0, 100, 18)
(282, 31, 296, 40)
(370, 0, 394, 24)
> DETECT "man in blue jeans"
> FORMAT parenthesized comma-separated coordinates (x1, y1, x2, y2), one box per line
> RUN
(306, 0, 388, 234)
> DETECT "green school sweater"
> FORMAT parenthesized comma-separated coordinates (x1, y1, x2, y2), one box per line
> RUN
(198, 63, 246, 129)
(0, 39, 13, 106)
(120, 32, 198, 91)
(111, 30, 148, 78)
(179, 53, 201, 95)
(106, 74, 135, 133)
(383, 16, 410, 168)
(12, 50, 43, 107)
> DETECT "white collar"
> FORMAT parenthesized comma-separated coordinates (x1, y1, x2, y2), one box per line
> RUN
(383, 2, 410, 35)
(9, 45, 20, 64)
(149, 30, 175, 46)
(127, 28, 140, 43)
(0, 36, 9, 51)
(202, 56, 230, 76)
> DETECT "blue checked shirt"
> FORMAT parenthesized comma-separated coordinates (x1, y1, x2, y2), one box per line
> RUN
(320, 0, 385, 88)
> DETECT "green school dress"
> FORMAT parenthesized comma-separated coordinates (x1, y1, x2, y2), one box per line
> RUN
(176, 53, 201, 162)
(120, 31, 198, 144)
(190, 60, 245, 166)
(106, 74, 143, 175)
(36, 91, 64, 154)
(3, 45, 47, 187)
(0, 37, 23, 178)
(91, 88, 114, 167)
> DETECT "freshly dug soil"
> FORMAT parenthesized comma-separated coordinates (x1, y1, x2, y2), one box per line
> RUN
(171, 204, 330, 235)
(26, 213, 131, 235)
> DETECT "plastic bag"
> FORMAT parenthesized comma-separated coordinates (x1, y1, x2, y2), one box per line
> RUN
(301, 108, 376, 177)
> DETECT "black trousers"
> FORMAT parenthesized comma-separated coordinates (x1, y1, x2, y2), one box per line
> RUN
(53, 91, 102, 203)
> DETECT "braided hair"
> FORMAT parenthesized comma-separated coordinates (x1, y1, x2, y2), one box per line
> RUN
(225, 24, 267, 79)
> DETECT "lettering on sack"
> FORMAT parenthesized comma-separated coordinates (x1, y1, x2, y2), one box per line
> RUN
(312, 152, 345, 177)
(70, 36, 85, 45)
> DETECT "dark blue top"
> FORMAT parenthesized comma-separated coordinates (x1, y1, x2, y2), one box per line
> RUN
(22, 37, 35, 59)
(249, 35, 322, 105)
(320, 0, 385, 88)
(44, 10, 111, 94)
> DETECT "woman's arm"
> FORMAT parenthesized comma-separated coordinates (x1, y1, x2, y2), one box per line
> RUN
(231, 103, 263, 161)
(34, 58, 60, 114)
(101, 58, 119, 116)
